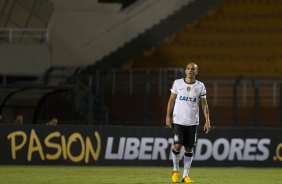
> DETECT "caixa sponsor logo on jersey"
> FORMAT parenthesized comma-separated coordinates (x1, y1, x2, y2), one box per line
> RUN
(179, 96, 197, 102)
(104, 137, 276, 161)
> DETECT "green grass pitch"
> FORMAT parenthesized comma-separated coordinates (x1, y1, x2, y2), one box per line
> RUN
(0, 166, 281, 184)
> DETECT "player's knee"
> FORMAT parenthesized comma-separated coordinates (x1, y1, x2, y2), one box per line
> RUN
(173, 144, 182, 152)
(184, 147, 193, 153)
(172, 149, 180, 155)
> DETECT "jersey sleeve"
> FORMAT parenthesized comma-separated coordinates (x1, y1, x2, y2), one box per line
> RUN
(200, 83, 207, 98)
(170, 80, 177, 94)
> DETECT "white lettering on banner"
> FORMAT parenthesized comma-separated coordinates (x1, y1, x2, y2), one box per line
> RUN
(105, 137, 271, 161)
(152, 138, 169, 160)
(213, 138, 230, 161)
(138, 138, 154, 160)
(105, 137, 173, 160)
(257, 139, 271, 161)
(118, 138, 126, 159)
(194, 139, 212, 161)
(243, 139, 257, 160)
(194, 138, 271, 161)
(228, 138, 244, 160)
(124, 138, 140, 160)
(105, 137, 126, 159)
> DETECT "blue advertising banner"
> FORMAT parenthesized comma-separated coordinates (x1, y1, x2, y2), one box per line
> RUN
(0, 125, 281, 167)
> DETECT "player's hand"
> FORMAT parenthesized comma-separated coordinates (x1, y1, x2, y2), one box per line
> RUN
(204, 121, 211, 134)
(165, 116, 172, 128)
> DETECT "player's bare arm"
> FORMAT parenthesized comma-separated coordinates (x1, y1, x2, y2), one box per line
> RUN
(166, 93, 177, 128)
(201, 98, 211, 134)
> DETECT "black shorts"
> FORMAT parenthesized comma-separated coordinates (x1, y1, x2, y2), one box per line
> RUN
(173, 124, 198, 148)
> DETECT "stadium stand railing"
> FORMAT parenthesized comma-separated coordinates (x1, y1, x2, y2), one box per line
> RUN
(1, 68, 281, 127)
(82, 68, 282, 127)
(0, 27, 49, 43)
(0, 66, 84, 125)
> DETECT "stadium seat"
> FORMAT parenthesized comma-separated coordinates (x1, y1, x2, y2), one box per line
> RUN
(129, 0, 282, 79)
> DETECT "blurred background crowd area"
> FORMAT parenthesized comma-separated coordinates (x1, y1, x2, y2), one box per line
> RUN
(1, 0, 282, 127)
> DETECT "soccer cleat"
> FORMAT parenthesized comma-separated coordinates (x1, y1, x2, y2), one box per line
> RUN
(171, 171, 180, 183)
(182, 176, 193, 183)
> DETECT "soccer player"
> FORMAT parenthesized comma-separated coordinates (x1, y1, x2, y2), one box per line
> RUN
(165, 63, 211, 183)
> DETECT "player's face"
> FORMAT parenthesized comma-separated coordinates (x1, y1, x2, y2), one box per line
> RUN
(185, 63, 198, 77)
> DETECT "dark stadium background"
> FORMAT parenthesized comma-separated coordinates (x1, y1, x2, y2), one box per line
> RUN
(0, 0, 281, 166)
